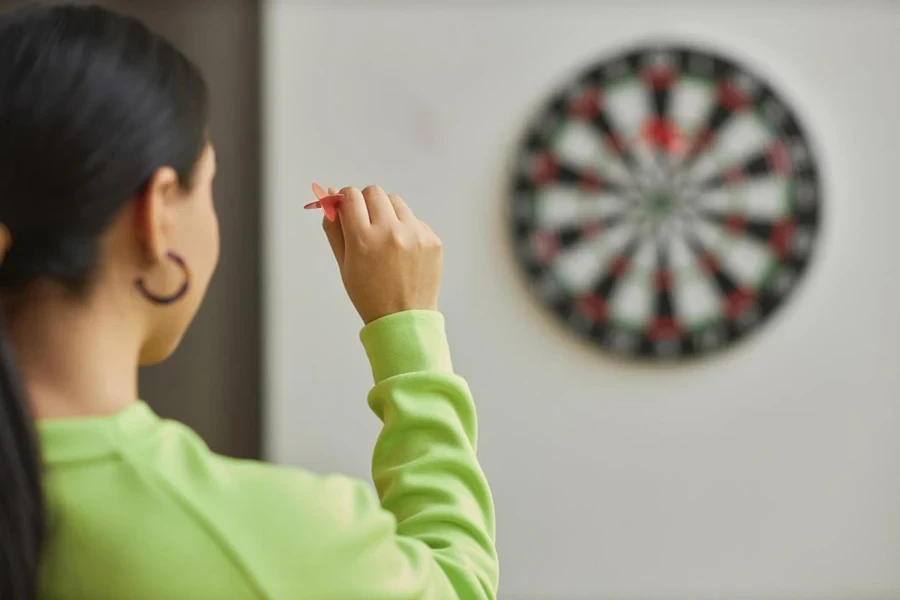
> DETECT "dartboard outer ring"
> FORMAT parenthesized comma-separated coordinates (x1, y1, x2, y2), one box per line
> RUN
(509, 42, 822, 362)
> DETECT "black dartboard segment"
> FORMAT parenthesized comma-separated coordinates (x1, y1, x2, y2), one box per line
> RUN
(510, 45, 821, 360)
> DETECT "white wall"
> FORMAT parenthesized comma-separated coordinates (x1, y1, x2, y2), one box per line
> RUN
(262, 2, 900, 598)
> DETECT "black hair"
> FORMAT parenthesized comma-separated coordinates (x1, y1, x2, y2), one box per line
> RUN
(0, 3, 209, 598)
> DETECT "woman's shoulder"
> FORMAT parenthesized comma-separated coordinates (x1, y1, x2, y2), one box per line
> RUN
(133, 414, 383, 536)
(108, 414, 391, 596)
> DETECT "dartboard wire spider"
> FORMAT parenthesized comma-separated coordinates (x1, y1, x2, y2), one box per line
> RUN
(511, 44, 821, 360)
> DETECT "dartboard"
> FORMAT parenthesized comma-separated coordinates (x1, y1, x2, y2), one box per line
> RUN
(510, 45, 821, 360)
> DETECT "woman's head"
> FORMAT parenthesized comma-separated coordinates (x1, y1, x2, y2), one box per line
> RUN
(0, 2, 218, 360)
(0, 3, 216, 598)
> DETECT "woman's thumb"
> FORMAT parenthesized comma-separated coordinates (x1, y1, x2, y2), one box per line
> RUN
(323, 216, 345, 265)
(322, 187, 345, 264)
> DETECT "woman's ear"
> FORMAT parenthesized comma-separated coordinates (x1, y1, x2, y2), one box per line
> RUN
(134, 166, 181, 264)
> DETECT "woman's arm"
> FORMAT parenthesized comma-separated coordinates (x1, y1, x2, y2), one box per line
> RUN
(226, 186, 496, 597)
(362, 311, 497, 598)
(191, 311, 497, 599)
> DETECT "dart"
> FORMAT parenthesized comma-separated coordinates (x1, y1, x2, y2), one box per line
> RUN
(304, 182, 343, 222)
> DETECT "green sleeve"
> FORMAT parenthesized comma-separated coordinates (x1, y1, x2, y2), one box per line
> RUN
(361, 311, 498, 598)
(202, 310, 498, 599)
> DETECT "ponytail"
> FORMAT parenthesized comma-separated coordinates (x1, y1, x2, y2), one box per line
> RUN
(0, 314, 45, 600)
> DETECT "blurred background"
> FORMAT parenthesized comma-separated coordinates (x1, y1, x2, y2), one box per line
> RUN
(14, 0, 900, 598)
(0, 0, 264, 459)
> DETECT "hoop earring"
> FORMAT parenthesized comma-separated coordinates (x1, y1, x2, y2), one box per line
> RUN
(135, 251, 191, 306)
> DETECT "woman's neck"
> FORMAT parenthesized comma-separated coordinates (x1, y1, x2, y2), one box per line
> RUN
(4, 286, 142, 421)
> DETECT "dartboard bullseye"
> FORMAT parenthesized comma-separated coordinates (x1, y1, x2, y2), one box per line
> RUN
(510, 45, 821, 360)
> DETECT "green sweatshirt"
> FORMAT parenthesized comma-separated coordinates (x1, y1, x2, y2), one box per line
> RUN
(37, 311, 498, 599)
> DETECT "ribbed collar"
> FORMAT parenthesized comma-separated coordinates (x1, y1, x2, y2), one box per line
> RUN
(38, 401, 160, 466)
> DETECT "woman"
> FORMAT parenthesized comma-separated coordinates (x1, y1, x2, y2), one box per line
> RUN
(0, 4, 497, 599)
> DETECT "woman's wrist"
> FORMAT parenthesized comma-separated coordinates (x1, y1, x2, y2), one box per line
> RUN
(359, 310, 453, 383)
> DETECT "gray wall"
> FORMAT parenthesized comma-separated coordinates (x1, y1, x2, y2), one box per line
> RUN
(264, 2, 900, 598)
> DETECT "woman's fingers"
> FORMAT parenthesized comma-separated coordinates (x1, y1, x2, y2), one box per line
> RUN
(320, 185, 426, 271)
(322, 213, 345, 264)
(361, 185, 396, 225)
(337, 186, 370, 235)
(388, 193, 414, 221)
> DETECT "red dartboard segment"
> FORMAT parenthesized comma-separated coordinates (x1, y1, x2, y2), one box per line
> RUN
(691, 127, 717, 154)
(579, 170, 604, 190)
(649, 316, 683, 340)
(724, 288, 756, 320)
(568, 88, 604, 120)
(724, 214, 747, 235)
(530, 152, 559, 186)
(609, 255, 631, 277)
(718, 80, 751, 111)
(576, 294, 608, 323)
(767, 141, 792, 174)
(724, 166, 744, 185)
(581, 219, 607, 239)
(698, 251, 720, 274)
(769, 220, 796, 257)
(643, 66, 678, 91)
(605, 133, 627, 155)
(655, 269, 673, 291)
(532, 231, 560, 264)
(642, 117, 686, 154)
(510, 43, 821, 362)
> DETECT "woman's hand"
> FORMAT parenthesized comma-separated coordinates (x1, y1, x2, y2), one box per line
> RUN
(322, 186, 442, 324)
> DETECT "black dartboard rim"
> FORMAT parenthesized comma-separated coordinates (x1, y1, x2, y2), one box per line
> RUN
(509, 43, 822, 361)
